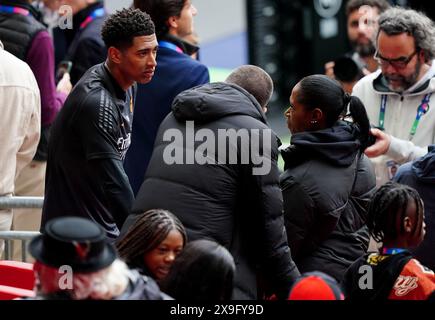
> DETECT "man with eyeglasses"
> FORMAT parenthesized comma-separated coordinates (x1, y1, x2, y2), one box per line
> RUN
(352, 7, 435, 186)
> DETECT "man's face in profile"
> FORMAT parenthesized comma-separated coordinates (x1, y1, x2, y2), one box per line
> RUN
(118, 34, 158, 85)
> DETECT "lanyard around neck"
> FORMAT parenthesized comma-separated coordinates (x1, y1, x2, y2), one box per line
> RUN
(80, 7, 105, 29)
(382, 248, 407, 255)
(379, 93, 432, 140)
(0, 5, 30, 16)
(158, 41, 183, 54)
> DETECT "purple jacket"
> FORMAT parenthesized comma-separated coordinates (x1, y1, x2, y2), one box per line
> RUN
(27, 30, 67, 126)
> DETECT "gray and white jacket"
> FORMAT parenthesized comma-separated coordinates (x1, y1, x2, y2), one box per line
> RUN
(352, 62, 435, 185)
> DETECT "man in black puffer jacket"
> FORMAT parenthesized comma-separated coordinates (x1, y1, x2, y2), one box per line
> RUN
(121, 65, 300, 300)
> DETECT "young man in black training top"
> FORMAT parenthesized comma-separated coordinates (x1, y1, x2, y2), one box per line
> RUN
(41, 8, 158, 241)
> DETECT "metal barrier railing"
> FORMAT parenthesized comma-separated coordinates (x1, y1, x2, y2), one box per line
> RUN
(0, 231, 40, 261)
(0, 196, 44, 209)
(0, 196, 43, 261)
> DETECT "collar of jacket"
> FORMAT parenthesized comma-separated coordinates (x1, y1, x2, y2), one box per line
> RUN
(102, 63, 130, 102)
(181, 38, 199, 57)
(411, 144, 435, 183)
(372, 65, 435, 97)
(0, 0, 42, 20)
(159, 33, 192, 55)
(281, 120, 361, 169)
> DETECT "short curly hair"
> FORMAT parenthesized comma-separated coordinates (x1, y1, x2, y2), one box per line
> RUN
(101, 8, 155, 50)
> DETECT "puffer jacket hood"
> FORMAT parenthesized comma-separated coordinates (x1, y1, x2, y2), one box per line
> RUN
(282, 121, 362, 168)
(172, 82, 267, 125)
(412, 145, 435, 183)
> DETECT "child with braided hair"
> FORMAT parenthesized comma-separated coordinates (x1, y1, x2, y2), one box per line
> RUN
(342, 182, 435, 300)
(116, 209, 187, 283)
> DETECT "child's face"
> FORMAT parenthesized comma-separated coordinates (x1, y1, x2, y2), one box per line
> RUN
(143, 229, 184, 280)
(403, 199, 426, 247)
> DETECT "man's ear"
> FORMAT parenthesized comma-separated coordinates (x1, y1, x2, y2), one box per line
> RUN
(167, 16, 179, 29)
(108, 47, 122, 64)
(312, 108, 323, 123)
(418, 49, 426, 63)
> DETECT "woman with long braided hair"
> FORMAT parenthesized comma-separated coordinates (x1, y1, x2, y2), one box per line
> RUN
(116, 209, 187, 282)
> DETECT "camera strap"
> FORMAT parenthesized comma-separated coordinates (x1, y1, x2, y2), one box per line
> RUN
(379, 93, 432, 140)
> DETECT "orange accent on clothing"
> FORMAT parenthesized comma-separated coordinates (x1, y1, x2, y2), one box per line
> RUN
(130, 96, 133, 113)
(389, 259, 435, 300)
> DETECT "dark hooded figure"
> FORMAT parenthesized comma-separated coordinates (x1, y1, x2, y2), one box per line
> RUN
(281, 74, 376, 281)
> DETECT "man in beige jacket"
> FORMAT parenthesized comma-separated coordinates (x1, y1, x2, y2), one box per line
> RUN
(352, 8, 435, 186)
(0, 40, 41, 256)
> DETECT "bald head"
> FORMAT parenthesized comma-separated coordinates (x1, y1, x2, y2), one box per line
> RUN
(225, 65, 273, 109)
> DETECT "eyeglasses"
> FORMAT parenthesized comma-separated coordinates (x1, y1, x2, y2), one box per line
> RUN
(374, 50, 419, 69)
